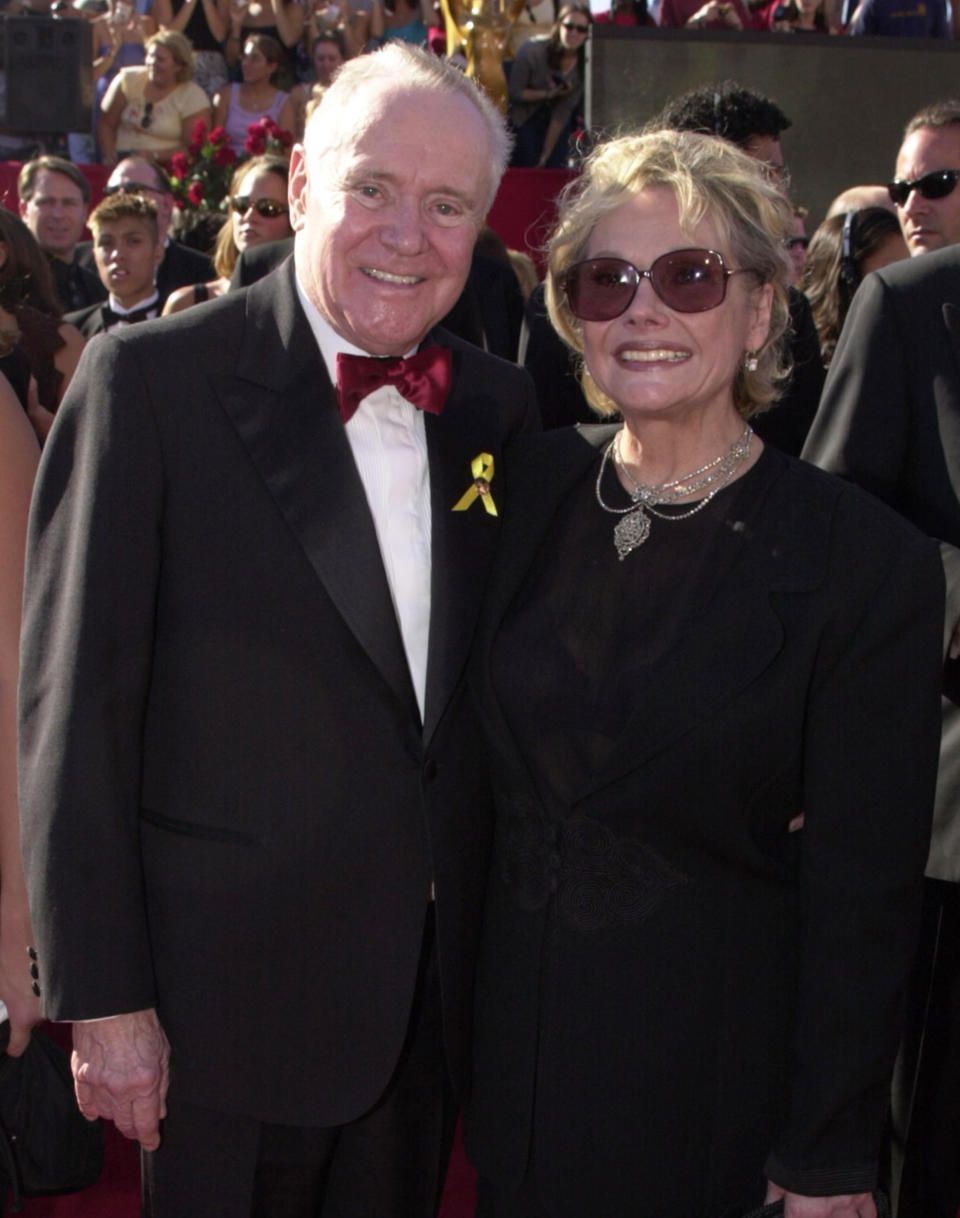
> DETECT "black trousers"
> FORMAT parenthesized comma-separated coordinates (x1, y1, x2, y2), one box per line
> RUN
(892, 878, 960, 1218)
(142, 911, 456, 1218)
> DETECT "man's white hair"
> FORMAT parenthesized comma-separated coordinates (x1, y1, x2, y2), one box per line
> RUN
(305, 43, 512, 215)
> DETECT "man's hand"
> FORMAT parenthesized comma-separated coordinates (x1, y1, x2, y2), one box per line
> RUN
(766, 1181, 878, 1218)
(71, 1009, 170, 1150)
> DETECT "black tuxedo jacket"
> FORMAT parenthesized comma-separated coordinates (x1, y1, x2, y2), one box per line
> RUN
(466, 428, 942, 1214)
(802, 242, 960, 878)
(19, 260, 538, 1124)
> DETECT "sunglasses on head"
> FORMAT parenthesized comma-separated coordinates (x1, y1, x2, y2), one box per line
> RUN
(230, 196, 289, 218)
(561, 248, 753, 321)
(887, 168, 960, 207)
(561, 19, 590, 31)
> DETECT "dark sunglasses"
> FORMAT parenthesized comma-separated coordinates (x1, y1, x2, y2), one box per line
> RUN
(561, 19, 590, 31)
(230, 195, 289, 218)
(786, 235, 809, 251)
(140, 100, 153, 130)
(887, 168, 960, 207)
(561, 249, 753, 321)
(103, 180, 167, 198)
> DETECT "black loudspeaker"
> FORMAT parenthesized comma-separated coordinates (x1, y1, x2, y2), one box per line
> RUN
(2, 16, 93, 133)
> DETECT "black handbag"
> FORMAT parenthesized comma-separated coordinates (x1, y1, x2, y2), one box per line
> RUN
(0, 1022, 103, 1214)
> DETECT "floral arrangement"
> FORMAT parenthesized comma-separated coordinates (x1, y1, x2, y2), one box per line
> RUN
(243, 115, 295, 159)
(168, 120, 238, 214)
(167, 116, 294, 215)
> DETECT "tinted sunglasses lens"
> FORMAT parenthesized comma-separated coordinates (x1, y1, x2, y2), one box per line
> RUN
(563, 21, 589, 30)
(564, 259, 637, 321)
(651, 249, 727, 312)
(889, 170, 959, 205)
(254, 199, 287, 217)
(919, 170, 959, 199)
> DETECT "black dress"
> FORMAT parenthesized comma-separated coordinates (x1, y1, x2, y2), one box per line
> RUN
(466, 428, 943, 1218)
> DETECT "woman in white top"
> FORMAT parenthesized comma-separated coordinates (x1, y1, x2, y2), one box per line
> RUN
(98, 29, 212, 167)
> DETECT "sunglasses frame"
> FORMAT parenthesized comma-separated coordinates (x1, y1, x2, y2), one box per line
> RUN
(230, 195, 290, 218)
(561, 248, 752, 322)
(561, 19, 590, 31)
(887, 168, 960, 208)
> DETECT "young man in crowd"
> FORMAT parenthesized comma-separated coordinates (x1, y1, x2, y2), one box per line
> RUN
(64, 193, 163, 337)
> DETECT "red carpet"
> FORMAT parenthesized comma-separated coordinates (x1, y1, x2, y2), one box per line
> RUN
(18, 1025, 477, 1218)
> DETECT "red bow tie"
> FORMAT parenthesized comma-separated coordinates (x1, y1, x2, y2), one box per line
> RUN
(335, 347, 452, 423)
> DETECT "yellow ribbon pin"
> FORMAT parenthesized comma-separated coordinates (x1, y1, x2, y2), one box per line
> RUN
(452, 453, 497, 516)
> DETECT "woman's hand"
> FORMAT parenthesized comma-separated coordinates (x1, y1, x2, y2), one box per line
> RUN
(766, 1182, 877, 1218)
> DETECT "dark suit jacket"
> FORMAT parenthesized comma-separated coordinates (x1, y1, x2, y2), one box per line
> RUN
(802, 243, 960, 878)
(19, 260, 538, 1125)
(466, 427, 942, 1216)
(77, 238, 214, 309)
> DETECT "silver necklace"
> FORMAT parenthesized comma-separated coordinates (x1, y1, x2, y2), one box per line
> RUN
(595, 424, 753, 560)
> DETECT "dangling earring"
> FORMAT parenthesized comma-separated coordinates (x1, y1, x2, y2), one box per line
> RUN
(744, 351, 759, 373)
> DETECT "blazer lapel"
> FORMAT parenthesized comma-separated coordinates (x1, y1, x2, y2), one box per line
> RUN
(421, 343, 513, 740)
(212, 261, 418, 719)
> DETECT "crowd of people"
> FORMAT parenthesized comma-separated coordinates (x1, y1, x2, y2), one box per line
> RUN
(1, 13, 960, 1218)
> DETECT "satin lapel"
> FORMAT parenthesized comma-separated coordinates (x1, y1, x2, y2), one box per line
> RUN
(474, 425, 612, 777)
(212, 262, 417, 719)
(940, 302, 960, 505)
(421, 345, 513, 740)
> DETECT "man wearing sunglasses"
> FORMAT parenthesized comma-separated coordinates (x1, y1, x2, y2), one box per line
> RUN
(19, 40, 536, 1218)
(889, 99, 960, 256)
(76, 155, 214, 308)
(803, 99, 960, 1218)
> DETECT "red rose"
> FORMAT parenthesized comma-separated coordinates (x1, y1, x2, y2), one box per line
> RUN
(188, 139, 203, 158)
(187, 181, 205, 206)
(244, 133, 266, 155)
(192, 118, 207, 141)
(209, 125, 227, 145)
(168, 153, 189, 180)
(214, 145, 236, 167)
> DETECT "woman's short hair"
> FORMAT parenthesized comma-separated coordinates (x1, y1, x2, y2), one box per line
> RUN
(546, 127, 793, 418)
(215, 154, 290, 278)
(802, 206, 903, 366)
(146, 29, 195, 82)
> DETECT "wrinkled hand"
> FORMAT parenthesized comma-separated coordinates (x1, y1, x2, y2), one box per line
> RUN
(72, 1009, 170, 1150)
(765, 1182, 877, 1218)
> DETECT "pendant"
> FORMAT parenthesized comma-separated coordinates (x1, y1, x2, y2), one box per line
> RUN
(614, 506, 651, 560)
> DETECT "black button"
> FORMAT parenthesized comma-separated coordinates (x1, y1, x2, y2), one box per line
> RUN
(29, 964, 38, 980)
(423, 759, 437, 782)
(30, 982, 40, 997)
(26, 947, 37, 961)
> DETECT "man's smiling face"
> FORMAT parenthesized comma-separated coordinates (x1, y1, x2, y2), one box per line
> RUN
(289, 81, 491, 356)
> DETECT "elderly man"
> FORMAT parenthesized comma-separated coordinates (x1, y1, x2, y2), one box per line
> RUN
(888, 99, 960, 256)
(19, 43, 536, 1218)
(76, 155, 214, 308)
(17, 156, 106, 312)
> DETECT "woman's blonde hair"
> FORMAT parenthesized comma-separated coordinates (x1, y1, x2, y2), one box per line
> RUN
(546, 128, 793, 418)
(146, 29, 195, 82)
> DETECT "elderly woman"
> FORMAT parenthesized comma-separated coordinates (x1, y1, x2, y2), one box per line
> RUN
(465, 129, 944, 1218)
(162, 153, 292, 313)
(98, 29, 211, 167)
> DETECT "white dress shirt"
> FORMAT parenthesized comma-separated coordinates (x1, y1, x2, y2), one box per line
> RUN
(295, 275, 432, 720)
